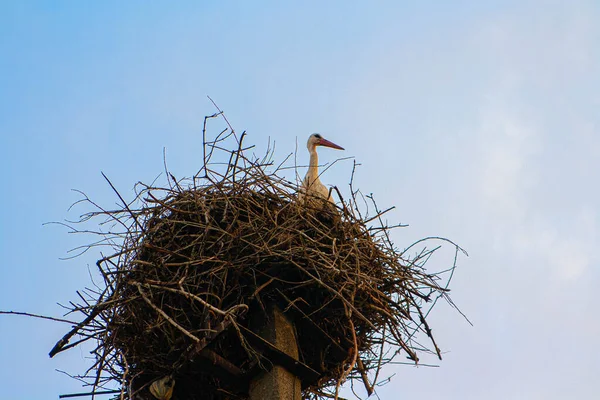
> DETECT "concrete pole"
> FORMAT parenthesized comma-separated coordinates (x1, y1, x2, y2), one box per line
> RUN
(248, 306, 302, 400)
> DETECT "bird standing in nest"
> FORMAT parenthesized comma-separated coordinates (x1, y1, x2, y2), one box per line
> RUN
(299, 133, 345, 204)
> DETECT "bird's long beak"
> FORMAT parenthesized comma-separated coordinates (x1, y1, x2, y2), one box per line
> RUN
(317, 138, 344, 150)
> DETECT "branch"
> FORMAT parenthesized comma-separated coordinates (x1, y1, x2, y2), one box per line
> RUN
(0, 310, 77, 325)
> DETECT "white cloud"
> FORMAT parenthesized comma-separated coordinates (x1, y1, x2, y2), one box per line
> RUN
(472, 1, 598, 88)
(514, 221, 594, 281)
(476, 104, 541, 221)
(517, 205, 597, 279)
(471, 1, 600, 283)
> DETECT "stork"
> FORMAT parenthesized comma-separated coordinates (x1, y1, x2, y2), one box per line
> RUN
(299, 133, 344, 203)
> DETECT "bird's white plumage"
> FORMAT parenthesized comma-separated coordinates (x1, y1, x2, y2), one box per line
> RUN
(299, 133, 344, 204)
(149, 376, 175, 400)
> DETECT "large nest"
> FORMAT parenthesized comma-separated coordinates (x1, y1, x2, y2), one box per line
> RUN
(51, 113, 465, 399)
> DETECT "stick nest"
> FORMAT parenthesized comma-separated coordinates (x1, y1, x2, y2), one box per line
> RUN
(51, 114, 464, 400)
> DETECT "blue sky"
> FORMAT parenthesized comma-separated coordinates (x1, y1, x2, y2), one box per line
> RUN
(1, 1, 599, 399)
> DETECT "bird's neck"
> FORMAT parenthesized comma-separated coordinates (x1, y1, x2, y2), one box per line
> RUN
(307, 146, 320, 183)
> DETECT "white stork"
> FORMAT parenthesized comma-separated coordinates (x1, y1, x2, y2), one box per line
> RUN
(299, 133, 344, 203)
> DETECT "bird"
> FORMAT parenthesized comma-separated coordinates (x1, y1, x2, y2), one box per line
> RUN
(149, 375, 175, 400)
(299, 133, 344, 203)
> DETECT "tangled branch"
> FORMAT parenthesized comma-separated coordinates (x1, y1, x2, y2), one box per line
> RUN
(49, 113, 465, 399)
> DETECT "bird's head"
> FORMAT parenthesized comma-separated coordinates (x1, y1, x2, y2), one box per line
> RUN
(307, 133, 344, 151)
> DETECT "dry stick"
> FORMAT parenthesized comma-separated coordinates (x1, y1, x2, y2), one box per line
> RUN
(56, 336, 94, 353)
(402, 236, 468, 257)
(289, 260, 376, 330)
(164, 149, 183, 193)
(90, 348, 109, 400)
(58, 390, 121, 399)
(174, 313, 236, 371)
(413, 298, 442, 360)
(424, 245, 473, 326)
(371, 324, 387, 389)
(356, 358, 374, 396)
(141, 282, 248, 317)
(101, 172, 144, 233)
(67, 189, 131, 233)
(207, 95, 236, 137)
(204, 129, 234, 170)
(134, 283, 200, 343)
(334, 311, 359, 400)
(231, 131, 247, 183)
(388, 325, 419, 362)
(49, 302, 107, 358)
(118, 351, 129, 400)
(362, 206, 395, 224)
(0, 310, 77, 325)
(197, 112, 221, 182)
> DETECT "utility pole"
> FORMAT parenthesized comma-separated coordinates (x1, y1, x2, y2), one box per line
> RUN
(248, 306, 302, 400)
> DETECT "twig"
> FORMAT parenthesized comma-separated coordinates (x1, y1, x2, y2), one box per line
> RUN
(0, 310, 77, 325)
(59, 390, 121, 399)
(135, 283, 200, 343)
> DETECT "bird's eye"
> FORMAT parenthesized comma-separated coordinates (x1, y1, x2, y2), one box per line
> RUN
(314, 134, 322, 139)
